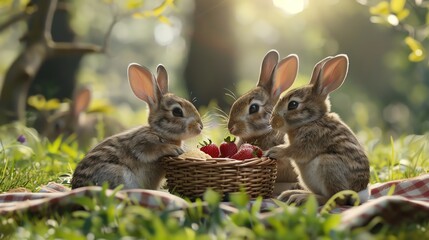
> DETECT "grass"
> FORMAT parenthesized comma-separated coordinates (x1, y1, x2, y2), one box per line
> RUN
(0, 116, 429, 239)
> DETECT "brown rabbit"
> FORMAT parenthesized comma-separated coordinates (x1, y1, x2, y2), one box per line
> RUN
(227, 50, 299, 194)
(265, 54, 370, 205)
(35, 88, 125, 149)
(71, 63, 203, 190)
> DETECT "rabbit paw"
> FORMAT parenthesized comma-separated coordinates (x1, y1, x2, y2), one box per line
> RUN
(286, 194, 310, 206)
(290, 182, 303, 190)
(278, 189, 311, 206)
(164, 144, 184, 157)
(264, 145, 286, 160)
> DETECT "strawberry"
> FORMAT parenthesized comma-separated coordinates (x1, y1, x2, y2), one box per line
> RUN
(252, 145, 263, 158)
(230, 143, 263, 160)
(199, 139, 220, 158)
(219, 136, 238, 158)
(230, 147, 254, 160)
(239, 143, 254, 149)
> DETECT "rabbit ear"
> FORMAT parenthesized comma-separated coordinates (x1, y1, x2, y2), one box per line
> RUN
(72, 87, 91, 118)
(128, 63, 161, 107)
(156, 64, 169, 94)
(257, 50, 279, 90)
(309, 56, 333, 85)
(272, 54, 298, 98)
(313, 54, 349, 96)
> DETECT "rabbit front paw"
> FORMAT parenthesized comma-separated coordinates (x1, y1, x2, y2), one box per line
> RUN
(278, 189, 311, 206)
(264, 145, 287, 160)
(163, 144, 184, 158)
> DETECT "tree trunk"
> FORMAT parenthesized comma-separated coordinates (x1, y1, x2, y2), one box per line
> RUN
(0, 0, 55, 124)
(0, 0, 103, 125)
(28, 0, 82, 100)
(184, 0, 237, 110)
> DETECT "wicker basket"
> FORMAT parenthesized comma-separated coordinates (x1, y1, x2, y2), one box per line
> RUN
(162, 156, 277, 200)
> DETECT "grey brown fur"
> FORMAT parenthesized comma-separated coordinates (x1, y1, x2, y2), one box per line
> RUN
(266, 55, 370, 205)
(228, 50, 300, 193)
(71, 64, 203, 190)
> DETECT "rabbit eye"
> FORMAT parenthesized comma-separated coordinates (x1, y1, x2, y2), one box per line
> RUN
(249, 104, 259, 114)
(172, 107, 184, 117)
(288, 101, 299, 110)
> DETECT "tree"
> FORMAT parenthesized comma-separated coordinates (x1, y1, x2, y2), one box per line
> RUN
(0, 0, 174, 125)
(184, 0, 237, 110)
(28, 0, 84, 101)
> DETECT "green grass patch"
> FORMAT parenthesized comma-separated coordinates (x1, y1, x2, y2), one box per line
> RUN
(0, 121, 428, 238)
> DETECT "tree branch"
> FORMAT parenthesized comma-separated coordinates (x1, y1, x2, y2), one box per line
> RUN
(42, 0, 58, 42)
(0, 9, 34, 33)
(49, 41, 103, 55)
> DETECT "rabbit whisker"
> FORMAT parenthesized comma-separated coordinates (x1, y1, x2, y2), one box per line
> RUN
(212, 113, 229, 125)
(213, 107, 229, 119)
(224, 88, 237, 101)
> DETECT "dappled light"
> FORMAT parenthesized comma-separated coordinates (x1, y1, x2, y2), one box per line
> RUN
(273, 0, 308, 15)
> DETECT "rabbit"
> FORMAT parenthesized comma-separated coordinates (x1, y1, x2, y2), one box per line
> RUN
(265, 54, 370, 206)
(227, 49, 300, 194)
(71, 63, 203, 190)
(34, 87, 125, 149)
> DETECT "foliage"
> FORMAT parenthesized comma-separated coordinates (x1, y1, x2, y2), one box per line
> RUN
(0, 112, 428, 238)
(0, 123, 81, 191)
(360, 0, 428, 63)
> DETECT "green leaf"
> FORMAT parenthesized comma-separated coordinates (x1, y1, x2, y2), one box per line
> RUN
(304, 195, 318, 216)
(125, 0, 144, 10)
(386, 184, 396, 196)
(369, 1, 389, 15)
(229, 191, 250, 208)
(405, 36, 421, 51)
(44, 98, 61, 111)
(404, 36, 426, 62)
(390, 0, 406, 14)
(157, 15, 171, 25)
(323, 214, 341, 235)
(27, 95, 46, 111)
(61, 144, 78, 159)
(152, 0, 174, 16)
(251, 196, 263, 215)
(48, 137, 62, 153)
(203, 188, 221, 206)
(396, 8, 409, 21)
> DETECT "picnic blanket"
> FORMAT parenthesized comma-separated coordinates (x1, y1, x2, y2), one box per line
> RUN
(1, 174, 429, 229)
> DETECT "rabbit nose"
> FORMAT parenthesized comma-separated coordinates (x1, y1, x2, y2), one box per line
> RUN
(198, 123, 203, 131)
(227, 121, 234, 132)
(228, 125, 236, 134)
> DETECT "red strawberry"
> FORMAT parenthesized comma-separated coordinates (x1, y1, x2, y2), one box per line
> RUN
(252, 145, 263, 158)
(219, 136, 238, 158)
(240, 143, 254, 149)
(230, 147, 254, 160)
(230, 143, 263, 160)
(199, 139, 220, 158)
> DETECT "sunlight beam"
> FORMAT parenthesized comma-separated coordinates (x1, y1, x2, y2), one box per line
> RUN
(273, 0, 307, 15)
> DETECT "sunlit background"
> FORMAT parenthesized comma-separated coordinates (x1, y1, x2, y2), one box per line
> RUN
(0, 0, 428, 140)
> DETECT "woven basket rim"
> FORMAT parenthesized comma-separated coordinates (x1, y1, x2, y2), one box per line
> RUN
(162, 156, 277, 200)
(162, 156, 276, 167)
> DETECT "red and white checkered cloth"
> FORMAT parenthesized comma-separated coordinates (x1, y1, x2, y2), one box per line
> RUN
(0, 185, 188, 216)
(1, 174, 429, 229)
(340, 173, 429, 229)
